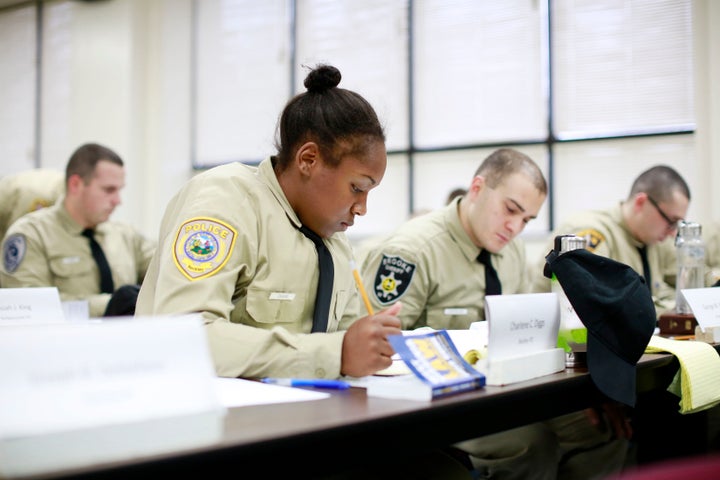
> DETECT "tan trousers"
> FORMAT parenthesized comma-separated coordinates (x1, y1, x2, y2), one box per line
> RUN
(455, 410, 629, 480)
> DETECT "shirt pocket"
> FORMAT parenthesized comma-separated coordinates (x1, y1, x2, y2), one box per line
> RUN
(425, 305, 483, 330)
(48, 256, 94, 291)
(328, 289, 349, 332)
(245, 285, 307, 325)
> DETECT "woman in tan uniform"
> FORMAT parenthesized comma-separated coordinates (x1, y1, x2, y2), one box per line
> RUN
(135, 64, 403, 381)
(140, 64, 490, 478)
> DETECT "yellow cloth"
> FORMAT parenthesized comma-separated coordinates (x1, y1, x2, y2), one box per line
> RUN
(645, 335, 720, 414)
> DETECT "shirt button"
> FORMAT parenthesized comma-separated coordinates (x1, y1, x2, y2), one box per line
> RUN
(315, 368, 326, 378)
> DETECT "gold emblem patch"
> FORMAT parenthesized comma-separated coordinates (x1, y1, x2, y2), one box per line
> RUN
(173, 217, 237, 280)
(575, 228, 605, 252)
(29, 198, 54, 212)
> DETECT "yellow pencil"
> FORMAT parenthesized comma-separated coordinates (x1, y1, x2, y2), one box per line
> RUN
(350, 260, 374, 315)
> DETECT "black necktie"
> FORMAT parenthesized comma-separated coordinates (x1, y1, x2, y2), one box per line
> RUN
(637, 246, 652, 292)
(82, 229, 114, 294)
(477, 249, 502, 296)
(299, 226, 334, 333)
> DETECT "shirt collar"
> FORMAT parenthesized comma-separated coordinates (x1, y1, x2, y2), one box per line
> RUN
(442, 197, 490, 264)
(53, 199, 87, 236)
(258, 156, 304, 230)
(612, 202, 645, 249)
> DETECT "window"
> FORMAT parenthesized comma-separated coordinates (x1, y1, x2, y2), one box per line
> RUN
(1, 0, 695, 241)
(0, 4, 37, 173)
(192, 0, 694, 240)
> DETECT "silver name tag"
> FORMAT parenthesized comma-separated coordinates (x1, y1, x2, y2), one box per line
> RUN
(269, 292, 296, 301)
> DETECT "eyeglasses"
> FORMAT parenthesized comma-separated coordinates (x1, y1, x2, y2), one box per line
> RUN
(647, 196, 681, 231)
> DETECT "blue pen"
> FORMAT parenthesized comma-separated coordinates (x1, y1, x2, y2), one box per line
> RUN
(261, 378, 351, 390)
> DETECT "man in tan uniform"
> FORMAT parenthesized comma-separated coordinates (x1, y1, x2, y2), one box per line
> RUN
(1, 143, 156, 317)
(360, 149, 631, 480)
(0, 168, 65, 242)
(529, 165, 690, 316)
(360, 149, 535, 329)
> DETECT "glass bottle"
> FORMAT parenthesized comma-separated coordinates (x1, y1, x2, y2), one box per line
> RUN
(675, 221, 705, 315)
(550, 234, 587, 366)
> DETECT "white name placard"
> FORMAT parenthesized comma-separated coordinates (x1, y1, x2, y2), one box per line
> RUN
(485, 293, 560, 361)
(0, 287, 65, 324)
(0, 410, 224, 478)
(680, 287, 720, 330)
(0, 314, 225, 439)
(61, 300, 90, 322)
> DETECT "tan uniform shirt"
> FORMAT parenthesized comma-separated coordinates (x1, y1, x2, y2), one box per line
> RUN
(135, 157, 361, 379)
(0, 169, 65, 242)
(0, 201, 156, 317)
(654, 236, 678, 287)
(528, 203, 676, 315)
(359, 198, 528, 330)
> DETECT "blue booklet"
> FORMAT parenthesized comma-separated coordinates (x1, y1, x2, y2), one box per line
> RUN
(377, 330, 486, 400)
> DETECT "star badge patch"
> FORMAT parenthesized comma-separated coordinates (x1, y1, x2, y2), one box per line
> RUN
(373, 254, 416, 305)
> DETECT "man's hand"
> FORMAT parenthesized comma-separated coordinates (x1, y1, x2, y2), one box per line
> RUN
(340, 302, 402, 377)
(584, 401, 633, 440)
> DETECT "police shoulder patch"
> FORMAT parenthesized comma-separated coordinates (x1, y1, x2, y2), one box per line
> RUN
(373, 254, 416, 305)
(575, 229, 605, 252)
(29, 198, 53, 212)
(173, 217, 238, 280)
(3, 233, 27, 273)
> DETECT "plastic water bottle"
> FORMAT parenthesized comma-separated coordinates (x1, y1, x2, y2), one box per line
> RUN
(675, 221, 705, 315)
(550, 234, 587, 366)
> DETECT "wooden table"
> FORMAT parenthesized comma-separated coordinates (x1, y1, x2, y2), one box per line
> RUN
(16, 351, 694, 480)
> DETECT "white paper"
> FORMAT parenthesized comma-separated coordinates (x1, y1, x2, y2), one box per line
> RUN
(365, 374, 435, 401)
(0, 315, 225, 439)
(440, 327, 488, 363)
(485, 293, 560, 361)
(453, 323, 489, 352)
(680, 288, 720, 330)
(214, 377, 329, 407)
(0, 287, 65, 324)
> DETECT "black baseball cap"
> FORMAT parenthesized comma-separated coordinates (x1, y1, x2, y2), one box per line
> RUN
(544, 248, 656, 406)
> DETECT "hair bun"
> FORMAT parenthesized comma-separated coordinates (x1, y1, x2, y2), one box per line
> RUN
(304, 64, 341, 93)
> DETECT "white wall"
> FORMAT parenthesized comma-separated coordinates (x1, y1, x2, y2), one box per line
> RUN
(695, 0, 720, 219)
